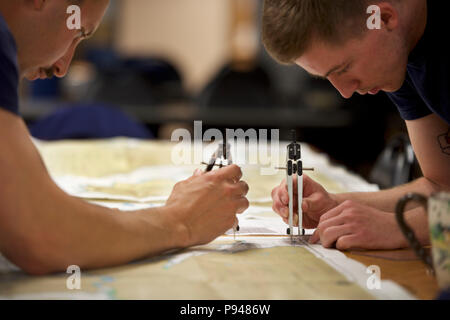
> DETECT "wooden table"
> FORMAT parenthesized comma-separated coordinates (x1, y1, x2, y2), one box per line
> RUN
(345, 249, 439, 300)
(1, 138, 440, 300)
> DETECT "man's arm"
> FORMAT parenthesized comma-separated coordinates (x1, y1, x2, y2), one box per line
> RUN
(271, 113, 448, 249)
(332, 113, 450, 211)
(0, 109, 249, 275)
(332, 177, 439, 212)
(307, 114, 449, 248)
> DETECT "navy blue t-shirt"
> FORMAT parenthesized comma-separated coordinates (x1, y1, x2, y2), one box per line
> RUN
(387, 1, 450, 125)
(0, 12, 19, 115)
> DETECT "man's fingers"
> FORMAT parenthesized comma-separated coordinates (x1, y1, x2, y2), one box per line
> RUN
(280, 206, 288, 218)
(282, 178, 287, 191)
(319, 201, 350, 223)
(272, 200, 288, 218)
(320, 225, 353, 248)
(235, 197, 249, 214)
(302, 214, 317, 229)
(309, 224, 352, 246)
(310, 229, 320, 244)
(279, 202, 290, 218)
(302, 174, 316, 196)
(301, 199, 309, 212)
(214, 164, 242, 182)
(276, 187, 289, 205)
(235, 181, 249, 197)
(335, 234, 361, 250)
(193, 168, 203, 177)
(316, 214, 346, 235)
(271, 187, 288, 218)
(271, 186, 277, 200)
(302, 194, 324, 214)
(274, 191, 300, 219)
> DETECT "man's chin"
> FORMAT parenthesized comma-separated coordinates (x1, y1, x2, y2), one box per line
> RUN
(384, 73, 408, 93)
(26, 74, 39, 81)
(382, 84, 403, 93)
(24, 70, 40, 81)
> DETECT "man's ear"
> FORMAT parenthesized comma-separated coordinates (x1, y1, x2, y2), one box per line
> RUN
(378, 2, 399, 31)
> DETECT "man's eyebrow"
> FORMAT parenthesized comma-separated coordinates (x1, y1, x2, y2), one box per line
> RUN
(323, 61, 349, 78)
(307, 72, 327, 80)
(81, 26, 95, 39)
(306, 60, 350, 79)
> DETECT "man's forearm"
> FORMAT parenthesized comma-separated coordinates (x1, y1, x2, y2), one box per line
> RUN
(0, 112, 186, 275)
(332, 177, 441, 212)
(1, 180, 184, 275)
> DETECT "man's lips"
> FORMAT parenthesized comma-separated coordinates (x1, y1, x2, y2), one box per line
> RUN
(359, 87, 381, 95)
(27, 68, 54, 81)
(369, 87, 380, 95)
(39, 69, 47, 79)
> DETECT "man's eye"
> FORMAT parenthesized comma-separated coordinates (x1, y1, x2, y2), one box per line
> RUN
(77, 30, 86, 39)
(337, 65, 350, 76)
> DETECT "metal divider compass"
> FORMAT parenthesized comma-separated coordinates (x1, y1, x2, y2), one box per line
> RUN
(201, 130, 239, 239)
(277, 130, 314, 242)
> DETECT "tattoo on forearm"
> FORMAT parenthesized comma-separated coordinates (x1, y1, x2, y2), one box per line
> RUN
(438, 128, 450, 155)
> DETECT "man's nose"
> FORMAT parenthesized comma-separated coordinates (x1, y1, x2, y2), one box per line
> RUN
(328, 77, 359, 99)
(53, 47, 76, 78)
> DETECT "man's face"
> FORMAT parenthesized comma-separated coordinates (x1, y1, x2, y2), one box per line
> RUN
(22, 0, 109, 81)
(295, 27, 409, 99)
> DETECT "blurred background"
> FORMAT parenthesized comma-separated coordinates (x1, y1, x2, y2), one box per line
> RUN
(19, 0, 420, 187)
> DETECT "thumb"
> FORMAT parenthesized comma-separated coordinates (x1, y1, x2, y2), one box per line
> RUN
(302, 174, 319, 196)
(193, 168, 203, 177)
(301, 199, 309, 212)
(309, 229, 320, 244)
(302, 192, 324, 213)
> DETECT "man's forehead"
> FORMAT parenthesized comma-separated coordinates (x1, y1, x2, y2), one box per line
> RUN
(294, 40, 355, 78)
(79, 0, 109, 33)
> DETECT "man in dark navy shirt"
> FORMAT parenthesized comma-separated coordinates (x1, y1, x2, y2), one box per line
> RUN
(0, 1, 248, 275)
(386, 0, 450, 125)
(265, 0, 450, 250)
(0, 12, 19, 115)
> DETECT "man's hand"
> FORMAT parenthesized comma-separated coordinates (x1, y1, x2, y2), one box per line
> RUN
(271, 174, 338, 228)
(309, 200, 408, 250)
(165, 164, 249, 247)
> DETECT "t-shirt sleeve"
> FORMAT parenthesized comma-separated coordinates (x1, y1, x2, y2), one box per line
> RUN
(0, 27, 19, 115)
(386, 75, 432, 121)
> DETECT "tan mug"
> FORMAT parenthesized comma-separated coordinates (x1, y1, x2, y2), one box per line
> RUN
(396, 192, 450, 289)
